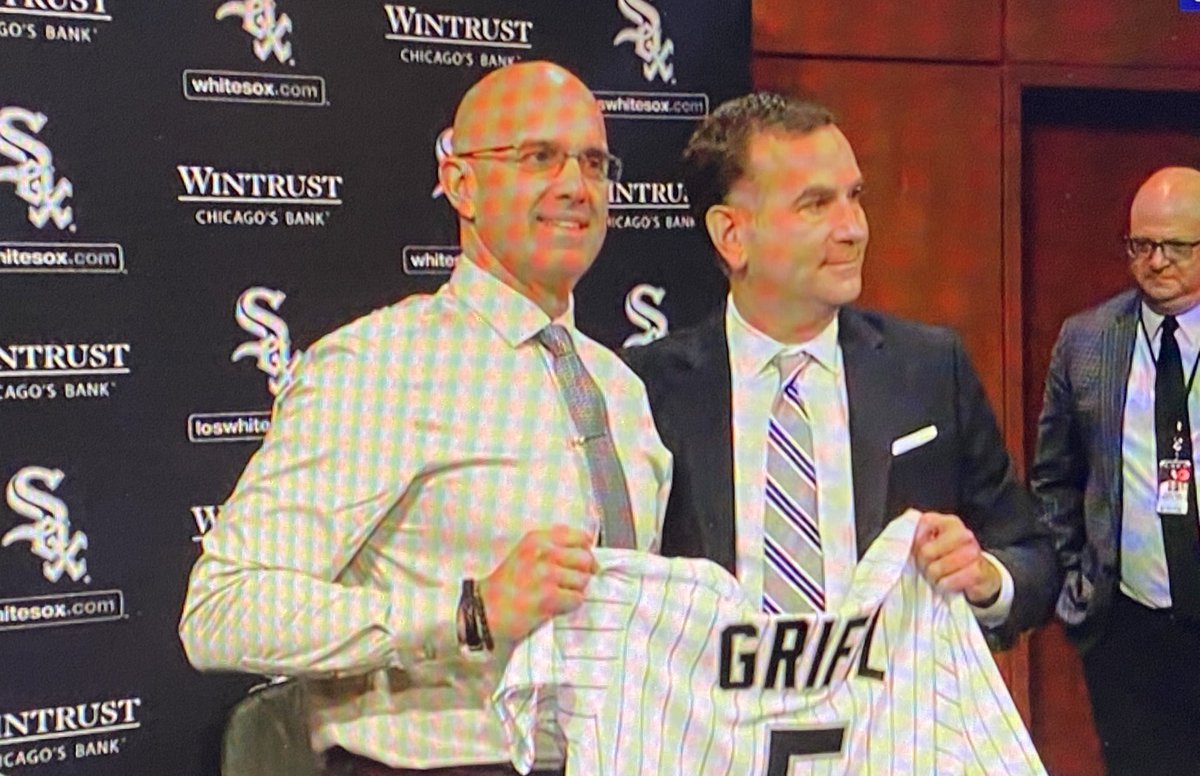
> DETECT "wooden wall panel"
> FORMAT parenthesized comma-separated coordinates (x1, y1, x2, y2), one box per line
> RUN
(1008, 0, 1200, 67)
(754, 3, 1200, 769)
(753, 58, 1006, 415)
(1020, 84, 1200, 776)
(754, 0, 1001, 61)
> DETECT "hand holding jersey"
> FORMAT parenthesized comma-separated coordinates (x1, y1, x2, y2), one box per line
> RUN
(492, 510, 1045, 775)
(914, 511, 1002, 606)
(481, 525, 598, 642)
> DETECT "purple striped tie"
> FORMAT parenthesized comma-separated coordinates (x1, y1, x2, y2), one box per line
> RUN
(763, 352, 824, 614)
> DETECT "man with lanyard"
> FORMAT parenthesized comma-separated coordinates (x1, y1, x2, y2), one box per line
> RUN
(1033, 166, 1200, 774)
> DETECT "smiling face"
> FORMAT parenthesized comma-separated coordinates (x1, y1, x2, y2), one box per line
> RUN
(442, 63, 609, 311)
(1129, 167, 1200, 316)
(720, 125, 868, 335)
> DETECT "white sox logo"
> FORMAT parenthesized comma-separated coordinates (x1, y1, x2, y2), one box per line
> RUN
(232, 287, 294, 396)
(623, 284, 669, 347)
(430, 127, 453, 199)
(0, 108, 74, 232)
(613, 0, 675, 83)
(216, 0, 294, 65)
(3, 467, 88, 584)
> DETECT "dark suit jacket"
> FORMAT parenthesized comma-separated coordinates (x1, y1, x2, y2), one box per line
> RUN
(1030, 288, 1141, 654)
(624, 304, 1056, 649)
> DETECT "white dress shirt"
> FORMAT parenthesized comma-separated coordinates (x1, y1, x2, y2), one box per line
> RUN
(179, 256, 672, 769)
(725, 297, 1012, 624)
(1120, 302, 1200, 609)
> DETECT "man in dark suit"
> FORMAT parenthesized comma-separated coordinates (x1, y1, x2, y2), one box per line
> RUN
(624, 92, 1055, 648)
(1032, 167, 1200, 774)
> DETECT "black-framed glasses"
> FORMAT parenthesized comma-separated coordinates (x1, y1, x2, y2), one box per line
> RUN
(1124, 236, 1200, 263)
(456, 141, 623, 183)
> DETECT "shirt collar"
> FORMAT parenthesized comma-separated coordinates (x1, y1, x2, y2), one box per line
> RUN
(726, 294, 840, 379)
(447, 254, 576, 348)
(1141, 300, 1200, 352)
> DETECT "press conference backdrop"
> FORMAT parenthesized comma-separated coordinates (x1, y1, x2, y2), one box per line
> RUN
(0, 2, 749, 774)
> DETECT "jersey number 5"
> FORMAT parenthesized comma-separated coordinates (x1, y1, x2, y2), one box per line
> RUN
(767, 727, 846, 775)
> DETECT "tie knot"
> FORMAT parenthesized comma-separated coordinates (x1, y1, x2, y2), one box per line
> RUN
(1163, 315, 1180, 338)
(537, 324, 575, 358)
(775, 351, 809, 388)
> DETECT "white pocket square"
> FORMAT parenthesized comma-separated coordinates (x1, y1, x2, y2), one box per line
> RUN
(891, 424, 938, 456)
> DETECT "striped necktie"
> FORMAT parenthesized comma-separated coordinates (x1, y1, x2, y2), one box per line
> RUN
(763, 351, 824, 614)
(537, 324, 637, 549)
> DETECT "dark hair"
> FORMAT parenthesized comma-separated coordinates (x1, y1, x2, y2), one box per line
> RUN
(681, 93, 836, 270)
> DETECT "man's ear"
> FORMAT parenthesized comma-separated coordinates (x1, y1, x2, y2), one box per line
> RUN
(706, 204, 746, 275)
(439, 157, 475, 220)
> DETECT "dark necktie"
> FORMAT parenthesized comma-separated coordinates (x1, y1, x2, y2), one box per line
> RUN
(1155, 315, 1200, 617)
(537, 324, 637, 549)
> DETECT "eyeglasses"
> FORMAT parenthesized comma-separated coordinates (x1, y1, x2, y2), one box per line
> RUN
(455, 141, 623, 183)
(1124, 236, 1200, 263)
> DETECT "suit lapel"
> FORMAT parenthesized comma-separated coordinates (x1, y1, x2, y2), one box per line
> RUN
(840, 308, 891, 556)
(680, 314, 738, 574)
(1099, 292, 1139, 554)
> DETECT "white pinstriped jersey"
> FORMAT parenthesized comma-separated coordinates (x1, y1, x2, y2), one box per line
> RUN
(492, 511, 1046, 775)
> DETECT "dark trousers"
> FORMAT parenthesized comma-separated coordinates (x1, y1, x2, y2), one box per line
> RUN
(323, 748, 563, 776)
(1082, 593, 1200, 776)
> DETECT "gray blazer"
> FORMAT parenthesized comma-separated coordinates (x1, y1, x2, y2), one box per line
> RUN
(1031, 288, 1141, 654)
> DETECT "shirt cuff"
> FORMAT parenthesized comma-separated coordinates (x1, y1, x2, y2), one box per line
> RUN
(387, 584, 462, 667)
(968, 552, 1014, 628)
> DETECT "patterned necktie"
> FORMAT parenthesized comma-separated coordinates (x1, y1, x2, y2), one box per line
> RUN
(1155, 315, 1200, 617)
(537, 324, 637, 549)
(763, 351, 825, 614)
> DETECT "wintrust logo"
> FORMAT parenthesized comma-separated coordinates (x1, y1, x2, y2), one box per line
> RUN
(0, 0, 108, 18)
(607, 179, 693, 231)
(613, 0, 675, 84)
(0, 697, 141, 741)
(622, 284, 668, 347)
(0, 695, 142, 768)
(177, 165, 343, 227)
(231, 286, 293, 397)
(215, 0, 292, 65)
(0, 108, 73, 231)
(0, 342, 130, 403)
(3, 467, 87, 584)
(189, 505, 218, 542)
(0, 0, 112, 45)
(383, 4, 533, 69)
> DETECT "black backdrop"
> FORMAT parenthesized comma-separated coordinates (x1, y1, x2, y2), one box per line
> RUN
(0, 2, 749, 774)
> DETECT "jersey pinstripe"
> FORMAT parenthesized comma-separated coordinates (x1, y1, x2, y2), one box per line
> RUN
(492, 511, 1046, 775)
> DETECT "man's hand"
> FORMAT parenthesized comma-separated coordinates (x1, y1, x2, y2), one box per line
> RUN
(479, 525, 597, 643)
(913, 512, 1000, 606)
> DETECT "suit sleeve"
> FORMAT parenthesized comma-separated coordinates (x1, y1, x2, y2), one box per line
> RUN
(951, 335, 1058, 648)
(1029, 321, 1087, 620)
